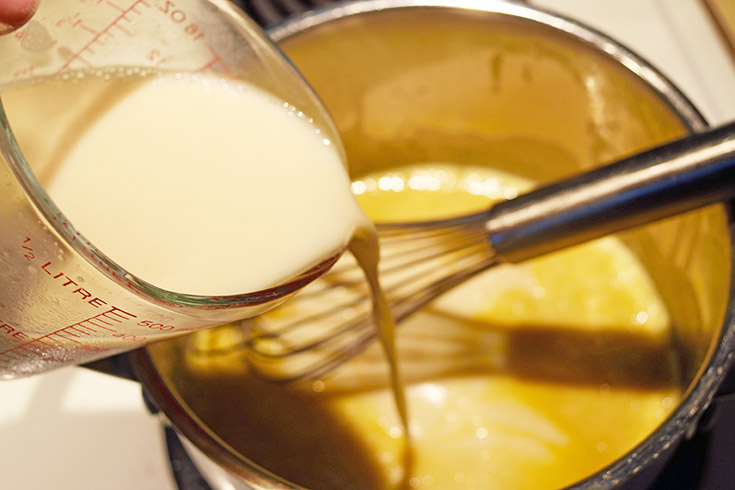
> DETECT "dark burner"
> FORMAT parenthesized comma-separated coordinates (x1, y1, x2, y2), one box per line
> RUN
(232, 0, 335, 27)
(165, 427, 214, 490)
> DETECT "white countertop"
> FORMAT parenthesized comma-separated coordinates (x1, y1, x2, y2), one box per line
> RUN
(0, 367, 176, 490)
(1, 1, 733, 489)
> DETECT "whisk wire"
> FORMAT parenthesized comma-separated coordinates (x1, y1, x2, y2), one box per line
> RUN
(247, 248, 498, 383)
(247, 222, 492, 355)
(243, 214, 498, 382)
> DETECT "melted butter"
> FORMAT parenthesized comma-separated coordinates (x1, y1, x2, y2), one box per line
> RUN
(181, 162, 680, 490)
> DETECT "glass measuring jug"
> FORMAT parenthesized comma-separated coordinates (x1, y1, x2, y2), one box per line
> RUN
(0, 0, 348, 379)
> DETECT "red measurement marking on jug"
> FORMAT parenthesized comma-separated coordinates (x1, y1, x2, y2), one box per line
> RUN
(55, 0, 150, 73)
(0, 306, 138, 367)
(55, 0, 228, 75)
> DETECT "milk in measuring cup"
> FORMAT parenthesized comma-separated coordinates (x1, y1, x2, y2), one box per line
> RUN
(4, 72, 370, 295)
(0, 71, 400, 380)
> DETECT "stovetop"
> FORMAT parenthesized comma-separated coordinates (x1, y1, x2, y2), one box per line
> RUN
(0, 1, 733, 489)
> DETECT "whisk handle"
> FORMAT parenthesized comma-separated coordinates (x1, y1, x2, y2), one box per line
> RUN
(485, 121, 735, 263)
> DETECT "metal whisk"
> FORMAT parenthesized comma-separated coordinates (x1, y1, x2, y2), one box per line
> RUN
(243, 121, 735, 383)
